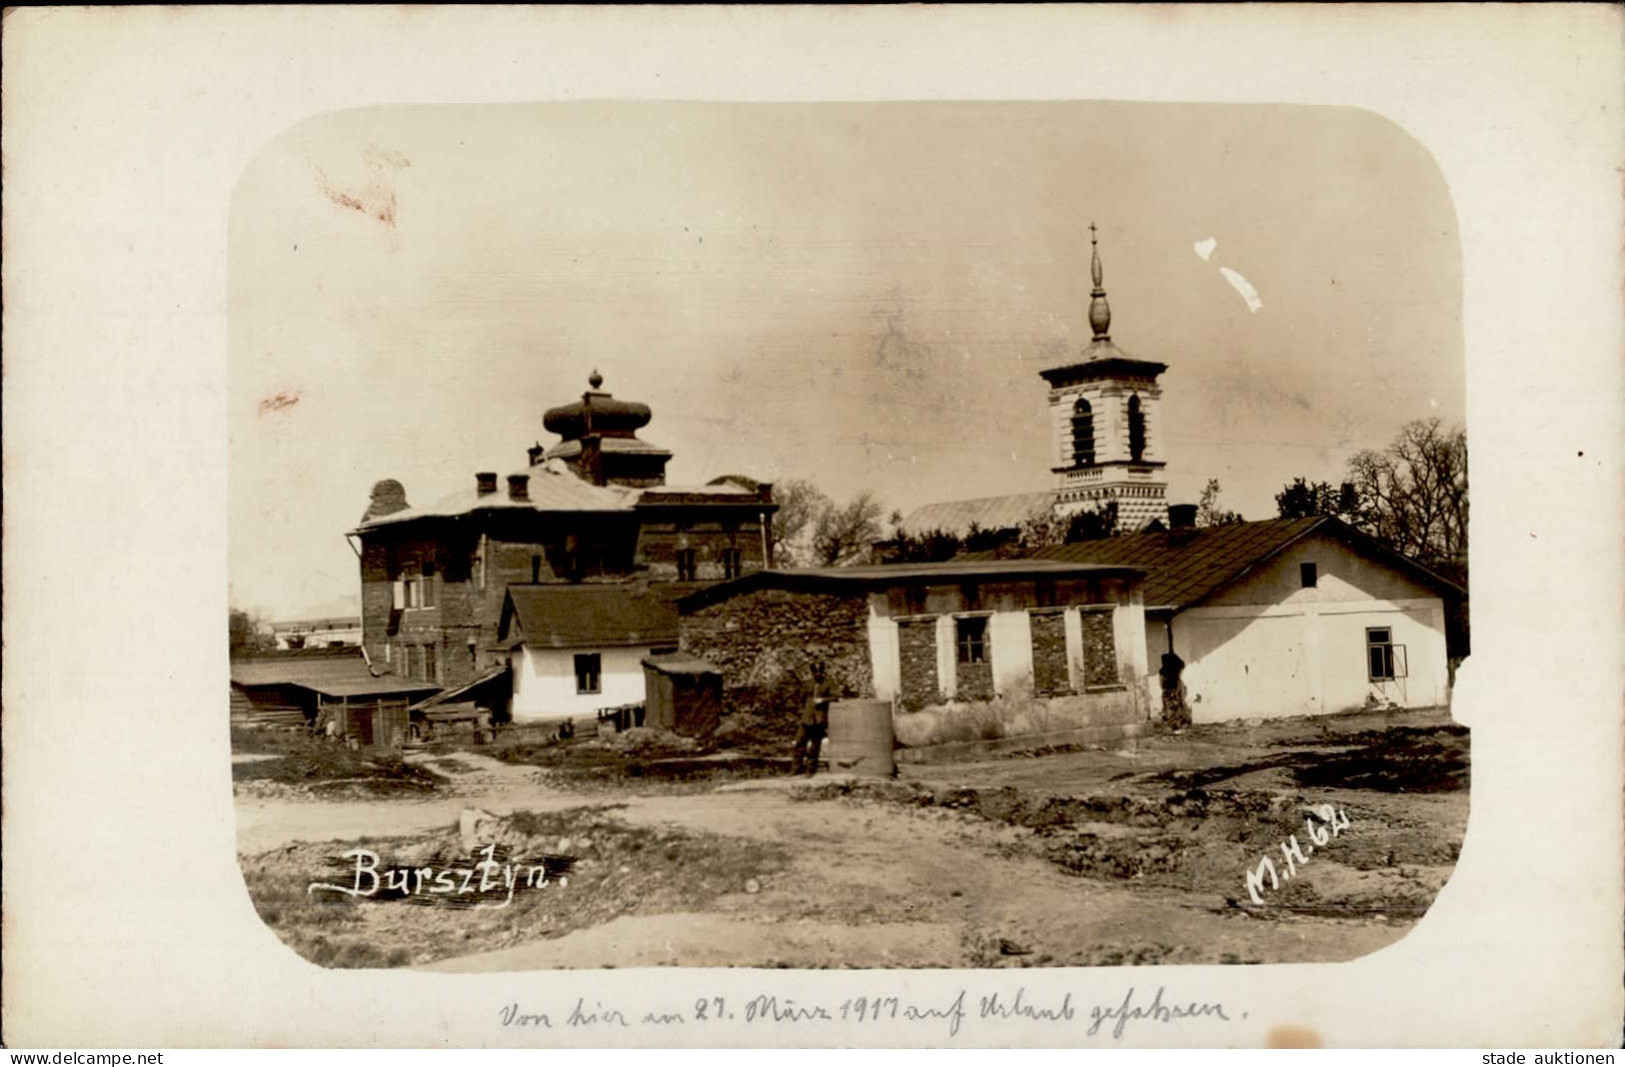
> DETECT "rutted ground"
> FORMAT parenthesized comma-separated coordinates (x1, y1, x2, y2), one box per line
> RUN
(233, 707, 1467, 970)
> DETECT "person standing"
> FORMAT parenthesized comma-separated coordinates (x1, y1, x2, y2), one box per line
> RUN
(1159, 650, 1191, 731)
(791, 661, 838, 776)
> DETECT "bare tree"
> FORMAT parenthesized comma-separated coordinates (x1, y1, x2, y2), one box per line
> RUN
(1344, 418, 1467, 580)
(769, 478, 831, 567)
(811, 490, 886, 566)
(1196, 478, 1245, 527)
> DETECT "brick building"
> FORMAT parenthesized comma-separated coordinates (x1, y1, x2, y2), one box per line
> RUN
(348, 372, 778, 701)
(676, 559, 1148, 716)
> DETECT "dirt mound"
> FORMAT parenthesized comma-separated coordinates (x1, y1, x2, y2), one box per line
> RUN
(242, 804, 789, 969)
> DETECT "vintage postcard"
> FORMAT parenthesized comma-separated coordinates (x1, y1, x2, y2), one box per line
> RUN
(4, 3, 1622, 1050)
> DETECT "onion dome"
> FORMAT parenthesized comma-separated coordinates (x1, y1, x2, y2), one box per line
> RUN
(542, 370, 654, 441)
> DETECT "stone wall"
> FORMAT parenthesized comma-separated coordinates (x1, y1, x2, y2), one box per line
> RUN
(680, 587, 873, 715)
(897, 619, 940, 713)
(1081, 610, 1119, 687)
(1029, 610, 1071, 695)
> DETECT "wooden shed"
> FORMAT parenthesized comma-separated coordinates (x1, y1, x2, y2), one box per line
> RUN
(641, 652, 723, 738)
(311, 678, 442, 755)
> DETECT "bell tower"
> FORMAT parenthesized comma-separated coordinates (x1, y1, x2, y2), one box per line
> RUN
(1038, 224, 1169, 533)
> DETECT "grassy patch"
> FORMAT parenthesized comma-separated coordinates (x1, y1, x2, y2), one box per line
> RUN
(241, 806, 789, 969)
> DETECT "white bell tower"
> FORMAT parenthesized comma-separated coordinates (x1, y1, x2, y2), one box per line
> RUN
(1039, 224, 1169, 533)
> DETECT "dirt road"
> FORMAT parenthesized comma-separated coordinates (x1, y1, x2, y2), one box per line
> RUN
(235, 708, 1466, 970)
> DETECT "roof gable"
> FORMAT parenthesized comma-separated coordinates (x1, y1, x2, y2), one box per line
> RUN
(500, 584, 680, 650)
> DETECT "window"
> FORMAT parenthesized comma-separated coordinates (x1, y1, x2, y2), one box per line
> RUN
(574, 653, 602, 694)
(420, 562, 437, 608)
(721, 547, 743, 580)
(1071, 398, 1095, 466)
(414, 645, 427, 681)
(1300, 562, 1318, 588)
(956, 616, 988, 664)
(904, 586, 928, 617)
(1127, 395, 1146, 462)
(960, 583, 981, 612)
(424, 643, 438, 684)
(391, 579, 406, 610)
(1035, 579, 1058, 608)
(1367, 627, 1395, 681)
(531, 555, 543, 583)
(676, 548, 698, 582)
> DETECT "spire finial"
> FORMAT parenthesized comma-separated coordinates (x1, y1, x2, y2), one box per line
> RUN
(588, 368, 604, 390)
(1088, 221, 1111, 341)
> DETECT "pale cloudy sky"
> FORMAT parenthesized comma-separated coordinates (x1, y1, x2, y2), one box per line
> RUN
(229, 101, 1462, 619)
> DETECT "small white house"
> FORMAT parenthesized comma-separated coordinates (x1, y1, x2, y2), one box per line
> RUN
(497, 585, 679, 724)
(1025, 516, 1463, 723)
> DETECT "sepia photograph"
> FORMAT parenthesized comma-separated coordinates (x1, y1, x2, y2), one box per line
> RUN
(228, 100, 1471, 973)
(6, 3, 1620, 1051)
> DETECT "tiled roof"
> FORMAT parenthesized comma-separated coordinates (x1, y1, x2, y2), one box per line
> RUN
(897, 491, 1057, 537)
(500, 584, 680, 650)
(229, 652, 379, 689)
(995, 516, 1462, 609)
(229, 653, 440, 697)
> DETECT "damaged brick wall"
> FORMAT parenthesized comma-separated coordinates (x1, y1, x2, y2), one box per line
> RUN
(680, 587, 873, 715)
(896, 619, 940, 713)
(1081, 610, 1119, 688)
(955, 656, 995, 702)
(1029, 610, 1072, 695)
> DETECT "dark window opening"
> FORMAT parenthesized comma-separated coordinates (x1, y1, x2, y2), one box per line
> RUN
(905, 586, 928, 617)
(960, 583, 981, 612)
(1071, 398, 1095, 467)
(956, 616, 988, 665)
(420, 562, 437, 607)
(531, 555, 543, 583)
(721, 547, 743, 579)
(676, 548, 698, 582)
(1367, 627, 1401, 682)
(1127, 395, 1146, 462)
(424, 643, 438, 684)
(1300, 562, 1318, 588)
(574, 653, 602, 695)
(1035, 579, 1057, 608)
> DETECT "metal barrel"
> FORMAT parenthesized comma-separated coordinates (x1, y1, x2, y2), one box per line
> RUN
(826, 699, 896, 778)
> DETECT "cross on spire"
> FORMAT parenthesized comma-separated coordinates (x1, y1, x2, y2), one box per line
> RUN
(1088, 221, 1111, 340)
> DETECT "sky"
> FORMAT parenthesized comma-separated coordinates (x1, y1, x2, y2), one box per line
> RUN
(228, 101, 1463, 620)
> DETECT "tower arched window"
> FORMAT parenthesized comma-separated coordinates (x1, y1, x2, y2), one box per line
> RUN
(1071, 398, 1095, 467)
(1127, 395, 1146, 462)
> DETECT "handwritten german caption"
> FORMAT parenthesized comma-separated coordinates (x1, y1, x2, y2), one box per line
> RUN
(499, 987, 1237, 1041)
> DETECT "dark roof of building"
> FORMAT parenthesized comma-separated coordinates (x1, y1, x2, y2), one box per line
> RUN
(678, 559, 1144, 611)
(896, 490, 1057, 538)
(409, 667, 510, 712)
(229, 652, 440, 698)
(499, 584, 680, 650)
(229, 652, 379, 689)
(989, 516, 1464, 610)
(642, 651, 722, 676)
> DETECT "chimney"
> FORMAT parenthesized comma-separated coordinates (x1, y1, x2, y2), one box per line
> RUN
(1168, 503, 1197, 529)
(475, 471, 498, 495)
(756, 481, 774, 504)
(507, 474, 530, 501)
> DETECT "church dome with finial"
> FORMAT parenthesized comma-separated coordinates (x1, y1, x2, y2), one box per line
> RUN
(536, 370, 673, 488)
(542, 370, 654, 441)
